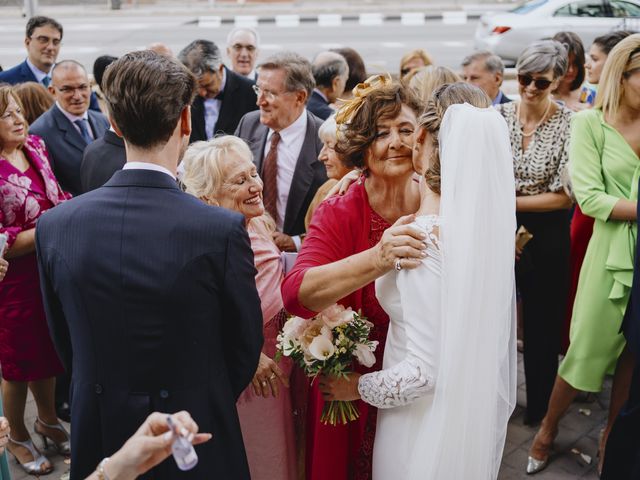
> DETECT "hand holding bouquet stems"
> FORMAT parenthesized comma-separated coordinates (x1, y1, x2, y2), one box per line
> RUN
(276, 304, 378, 425)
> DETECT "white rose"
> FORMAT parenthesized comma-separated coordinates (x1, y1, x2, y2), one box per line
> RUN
(354, 343, 377, 368)
(282, 316, 307, 338)
(308, 336, 336, 361)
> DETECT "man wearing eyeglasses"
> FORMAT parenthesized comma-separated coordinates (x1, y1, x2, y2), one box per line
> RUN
(178, 39, 257, 143)
(226, 28, 260, 81)
(0, 16, 101, 113)
(0, 16, 61, 87)
(235, 52, 326, 253)
(30, 60, 109, 196)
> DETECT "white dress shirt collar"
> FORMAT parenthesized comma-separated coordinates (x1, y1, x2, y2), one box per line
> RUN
(267, 109, 307, 146)
(56, 101, 89, 123)
(26, 58, 50, 83)
(123, 162, 176, 179)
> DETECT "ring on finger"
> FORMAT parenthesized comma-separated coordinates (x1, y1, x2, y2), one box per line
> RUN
(261, 381, 267, 387)
(395, 258, 403, 271)
(269, 373, 276, 380)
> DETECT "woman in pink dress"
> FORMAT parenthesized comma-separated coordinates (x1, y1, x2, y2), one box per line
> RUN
(0, 86, 71, 474)
(181, 136, 297, 480)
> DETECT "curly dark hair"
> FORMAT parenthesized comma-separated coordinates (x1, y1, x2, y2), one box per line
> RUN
(335, 83, 422, 171)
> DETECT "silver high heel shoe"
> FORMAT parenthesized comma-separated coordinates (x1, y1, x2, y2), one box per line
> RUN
(8, 436, 54, 475)
(526, 455, 549, 475)
(34, 417, 71, 456)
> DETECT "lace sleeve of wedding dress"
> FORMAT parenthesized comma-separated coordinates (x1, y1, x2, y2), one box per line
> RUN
(357, 356, 435, 409)
(358, 218, 441, 409)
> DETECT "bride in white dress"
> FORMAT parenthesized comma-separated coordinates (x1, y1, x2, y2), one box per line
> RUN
(321, 82, 518, 479)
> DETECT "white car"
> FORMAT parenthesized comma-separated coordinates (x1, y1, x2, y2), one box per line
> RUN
(475, 0, 640, 65)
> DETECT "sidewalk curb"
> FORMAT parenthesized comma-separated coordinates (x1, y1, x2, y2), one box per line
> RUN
(194, 10, 489, 28)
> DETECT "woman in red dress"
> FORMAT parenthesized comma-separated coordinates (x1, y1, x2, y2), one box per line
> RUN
(0, 86, 71, 474)
(281, 77, 427, 480)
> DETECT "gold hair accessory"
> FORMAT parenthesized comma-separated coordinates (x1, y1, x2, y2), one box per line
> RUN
(335, 74, 393, 125)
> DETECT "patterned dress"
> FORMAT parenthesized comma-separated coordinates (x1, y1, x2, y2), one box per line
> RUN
(495, 101, 573, 423)
(0, 135, 70, 381)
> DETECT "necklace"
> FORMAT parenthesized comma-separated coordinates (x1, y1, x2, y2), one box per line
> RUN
(517, 100, 552, 138)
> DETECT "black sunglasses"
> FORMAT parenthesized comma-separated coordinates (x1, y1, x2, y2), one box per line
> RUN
(517, 74, 553, 90)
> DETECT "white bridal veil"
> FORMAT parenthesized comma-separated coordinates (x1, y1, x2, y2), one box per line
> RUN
(408, 103, 518, 479)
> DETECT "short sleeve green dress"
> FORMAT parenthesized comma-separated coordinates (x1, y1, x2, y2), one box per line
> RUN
(560, 109, 640, 391)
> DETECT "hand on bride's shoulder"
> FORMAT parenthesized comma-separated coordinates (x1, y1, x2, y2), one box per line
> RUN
(373, 215, 428, 273)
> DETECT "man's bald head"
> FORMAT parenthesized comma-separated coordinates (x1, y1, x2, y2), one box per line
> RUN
(49, 59, 91, 116)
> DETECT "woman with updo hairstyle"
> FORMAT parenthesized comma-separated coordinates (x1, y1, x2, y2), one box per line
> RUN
(408, 65, 460, 106)
(282, 77, 427, 480)
(495, 40, 574, 430)
(528, 33, 640, 475)
(319, 82, 517, 479)
(182, 136, 297, 480)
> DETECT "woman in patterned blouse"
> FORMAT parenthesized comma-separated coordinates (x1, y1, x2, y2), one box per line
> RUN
(495, 40, 573, 432)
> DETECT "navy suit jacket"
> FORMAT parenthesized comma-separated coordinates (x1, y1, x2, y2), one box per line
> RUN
(234, 109, 327, 236)
(36, 168, 263, 479)
(80, 130, 126, 193)
(307, 90, 333, 120)
(0, 60, 101, 111)
(30, 105, 109, 196)
(189, 67, 257, 143)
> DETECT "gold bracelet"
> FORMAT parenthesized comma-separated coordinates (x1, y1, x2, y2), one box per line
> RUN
(97, 457, 111, 480)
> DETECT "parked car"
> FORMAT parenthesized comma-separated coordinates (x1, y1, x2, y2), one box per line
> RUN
(475, 0, 640, 65)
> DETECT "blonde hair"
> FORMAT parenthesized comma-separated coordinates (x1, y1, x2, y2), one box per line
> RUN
(318, 115, 338, 143)
(181, 135, 253, 201)
(418, 82, 491, 194)
(409, 66, 461, 106)
(595, 33, 640, 118)
(400, 49, 433, 77)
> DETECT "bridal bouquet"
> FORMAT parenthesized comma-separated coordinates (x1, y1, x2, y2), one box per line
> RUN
(276, 304, 378, 425)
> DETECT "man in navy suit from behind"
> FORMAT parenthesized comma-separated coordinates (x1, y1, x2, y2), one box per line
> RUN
(35, 50, 263, 479)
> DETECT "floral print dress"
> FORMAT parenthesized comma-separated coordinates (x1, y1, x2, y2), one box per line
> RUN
(0, 135, 70, 381)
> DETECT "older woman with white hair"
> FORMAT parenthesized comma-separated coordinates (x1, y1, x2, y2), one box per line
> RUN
(181, 136, 297, 480)
(304, 115, 352, 229)
(495, 40, 573, 430)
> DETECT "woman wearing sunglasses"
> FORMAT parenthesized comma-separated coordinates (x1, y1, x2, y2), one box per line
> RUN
(528, 34, 640, 476)
(495, 40, 573, 429)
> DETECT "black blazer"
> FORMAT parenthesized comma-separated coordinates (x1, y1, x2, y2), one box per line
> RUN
(36, 169, 263, 479)
(307, 90, 333, 120)
(80, 130, 126, 193)
(190, 67, 257, 143)
(234, 109, 327, 236)
(0, 60, 101, 111)
(30, 105, 109, 196)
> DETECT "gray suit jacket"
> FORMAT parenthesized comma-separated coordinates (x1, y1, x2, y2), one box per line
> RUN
(30, 105, 109, 196)
(234, 110, 327, 236)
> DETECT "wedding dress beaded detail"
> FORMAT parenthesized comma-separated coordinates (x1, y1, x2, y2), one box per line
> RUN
(359, 215, 441, 409)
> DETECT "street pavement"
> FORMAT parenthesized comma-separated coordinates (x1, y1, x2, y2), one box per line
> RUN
(8, 351, 608, 479)
(0, 1, 515, 76)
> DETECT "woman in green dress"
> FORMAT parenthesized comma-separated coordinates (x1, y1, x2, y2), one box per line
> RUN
(528, 34, 640, 475)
